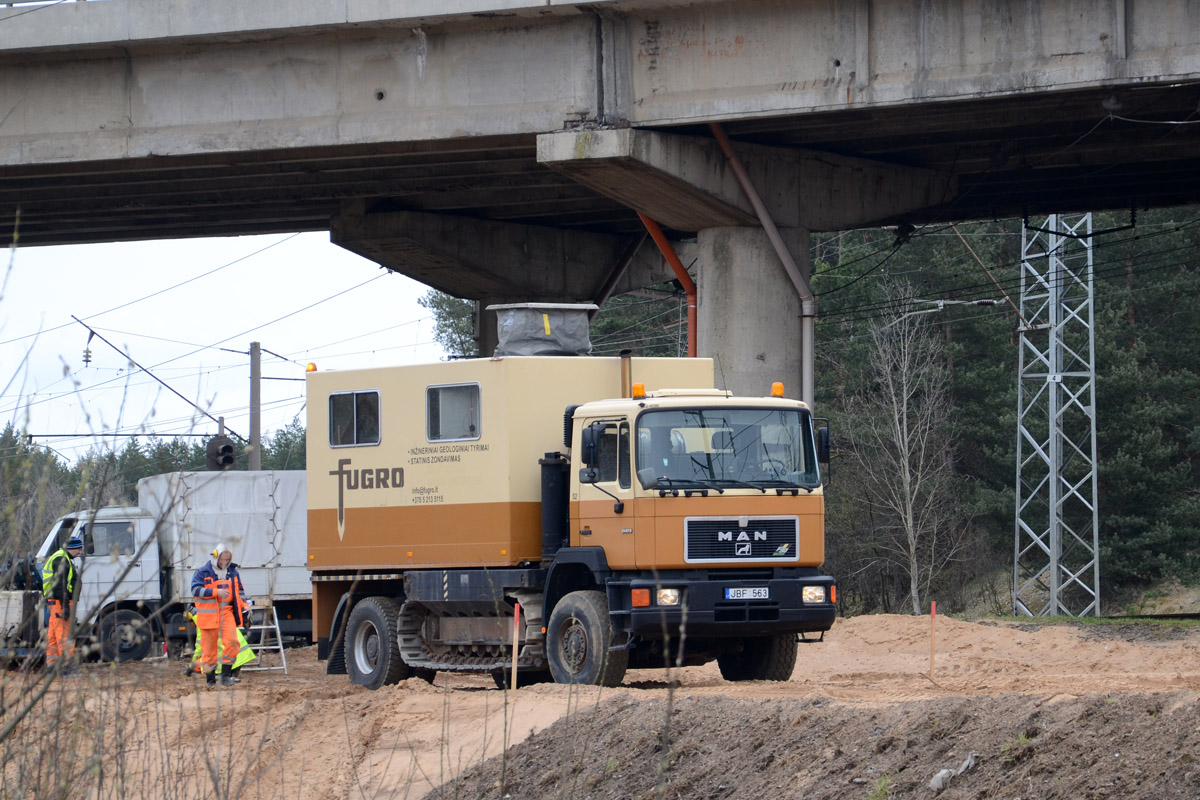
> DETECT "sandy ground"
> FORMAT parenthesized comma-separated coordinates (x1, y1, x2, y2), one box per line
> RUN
(3, 614, 1199, 799)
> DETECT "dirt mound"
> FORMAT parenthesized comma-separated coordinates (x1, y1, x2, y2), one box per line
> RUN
(429, 691, 1200, 800)
(427, 615, 1200, 799)
(4, 614, 1199, 799)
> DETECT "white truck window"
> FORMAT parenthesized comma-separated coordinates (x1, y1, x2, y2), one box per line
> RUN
(427, 383, 481, 441)
(329, 390, 380, 447)
(82, 521, 137, 558)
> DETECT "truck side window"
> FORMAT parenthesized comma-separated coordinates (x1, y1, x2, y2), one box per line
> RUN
(83, 522, 136, 558)
(595, 422, 631, 489)
(329, 390, 380, 447)
(427, 383, 481, 441)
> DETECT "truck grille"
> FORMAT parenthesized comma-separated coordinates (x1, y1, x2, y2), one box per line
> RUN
(684, 516, 799, 564)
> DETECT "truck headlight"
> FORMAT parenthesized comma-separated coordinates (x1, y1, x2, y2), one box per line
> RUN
(657, 588, 681, 606)
(801, 585, 827, 604)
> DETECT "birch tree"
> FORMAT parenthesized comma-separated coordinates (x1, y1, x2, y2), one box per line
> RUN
(850, 297, 966, 614)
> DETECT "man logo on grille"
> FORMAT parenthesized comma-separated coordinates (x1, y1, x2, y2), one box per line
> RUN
(717, 530, 767, 542)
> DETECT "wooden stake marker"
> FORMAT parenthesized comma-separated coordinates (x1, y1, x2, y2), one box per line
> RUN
(511, 602, 521, 690)
(929, 600, 937, 681)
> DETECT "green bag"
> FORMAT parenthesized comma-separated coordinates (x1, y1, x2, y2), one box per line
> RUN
(190, 627, 256, 674)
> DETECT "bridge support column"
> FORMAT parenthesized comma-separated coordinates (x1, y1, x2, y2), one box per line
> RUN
(473, 300, 501, 358)
(696, 226, 808, 400)
(540, 128, 950, 407)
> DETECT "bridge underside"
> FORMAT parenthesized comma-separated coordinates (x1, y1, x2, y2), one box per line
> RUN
(5, 82, 1198, 248)
(5, 0, 1200, 398)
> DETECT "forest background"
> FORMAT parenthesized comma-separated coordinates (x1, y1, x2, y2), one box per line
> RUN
(3, 208, 1198, 616)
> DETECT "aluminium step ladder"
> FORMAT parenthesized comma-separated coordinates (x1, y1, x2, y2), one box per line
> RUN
(242, 604, 288, 674)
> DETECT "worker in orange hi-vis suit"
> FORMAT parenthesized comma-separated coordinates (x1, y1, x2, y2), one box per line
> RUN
(41, 535, 84, 671)
(190, 544, 249, 689)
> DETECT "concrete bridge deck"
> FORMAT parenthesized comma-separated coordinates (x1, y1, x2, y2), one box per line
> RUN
(3, 0, 1198, 246)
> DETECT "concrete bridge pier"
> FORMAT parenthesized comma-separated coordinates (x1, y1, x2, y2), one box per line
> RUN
(696, 226, 807, 400)
(539, 128, 953, 407)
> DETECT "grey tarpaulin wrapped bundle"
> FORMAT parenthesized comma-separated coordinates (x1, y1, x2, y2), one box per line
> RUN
(487, 303, 599, 357)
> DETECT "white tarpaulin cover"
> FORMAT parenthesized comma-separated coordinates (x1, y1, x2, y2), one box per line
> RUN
(136, 471, 309, 602)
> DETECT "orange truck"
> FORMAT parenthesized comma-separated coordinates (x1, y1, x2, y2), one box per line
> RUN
(307, 308, 835, 688)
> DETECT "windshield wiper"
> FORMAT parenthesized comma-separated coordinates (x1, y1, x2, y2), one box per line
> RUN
(653, 476, 726, 494)
(649, 476, 717, 497)
(751, 478, 817, 495)
(708, 478, 767, 493)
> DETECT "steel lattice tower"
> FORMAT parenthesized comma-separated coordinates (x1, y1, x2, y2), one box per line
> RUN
(1014, 214, 1100, 617)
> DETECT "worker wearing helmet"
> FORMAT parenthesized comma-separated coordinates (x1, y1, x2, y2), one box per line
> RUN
(41, 535, 84, 670)
(191, 544, 249, 688)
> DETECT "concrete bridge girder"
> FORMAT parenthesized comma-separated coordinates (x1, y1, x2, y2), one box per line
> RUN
(331, 209, 675, 303)
(537, 128, 955, 232)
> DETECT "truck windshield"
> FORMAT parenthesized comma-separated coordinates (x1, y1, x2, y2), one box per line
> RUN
(636, 407, 820, 489)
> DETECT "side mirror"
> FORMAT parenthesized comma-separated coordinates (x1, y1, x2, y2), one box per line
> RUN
(815, 419, 831, 485)
(579, 467, 599, 485)
(579, 423, 600, 467)
(637, 467, 659, 489)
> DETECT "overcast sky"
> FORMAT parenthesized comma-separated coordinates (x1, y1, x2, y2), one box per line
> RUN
(1, 232, 443, 464)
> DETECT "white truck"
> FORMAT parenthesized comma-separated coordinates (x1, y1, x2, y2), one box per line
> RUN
(2, 470, 311, 662)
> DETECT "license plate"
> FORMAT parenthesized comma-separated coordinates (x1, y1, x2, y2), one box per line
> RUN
(725, 587, 769, 600)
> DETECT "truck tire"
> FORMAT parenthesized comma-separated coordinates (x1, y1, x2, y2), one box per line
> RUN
(717, 634, 798, 682)
(346, 597, 409, 690)
(546, 590, 628, 687)
(98, 609, 152, 662)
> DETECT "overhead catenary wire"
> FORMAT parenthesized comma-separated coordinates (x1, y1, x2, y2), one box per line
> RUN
(69, 315, 246, 442)
(817, 267, 1200, 347)
(0, 233, 302, 348)
(22, 394, 307, 456)
(817, 216, 1200, 324)
(825, 250, 1200, 329)
(822, 233, 1200, 326)
(0, 269, 394, 419)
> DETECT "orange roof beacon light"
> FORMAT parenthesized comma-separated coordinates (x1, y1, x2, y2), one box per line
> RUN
(770, 381, 785, 397)
(306, 362, 318, 372)
(632, 382, 646, 399)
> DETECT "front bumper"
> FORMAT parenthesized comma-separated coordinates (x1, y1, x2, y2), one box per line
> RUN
(621, 574, 836, 638)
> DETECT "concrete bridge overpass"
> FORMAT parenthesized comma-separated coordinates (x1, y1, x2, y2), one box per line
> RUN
(3, 0, 1199, 396)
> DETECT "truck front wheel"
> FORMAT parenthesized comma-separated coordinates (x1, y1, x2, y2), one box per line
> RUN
(347, 597, 409, 690)
(717, 634, 798, 682)
(98, 609, 152, 662)
(546, 591, 627, 687)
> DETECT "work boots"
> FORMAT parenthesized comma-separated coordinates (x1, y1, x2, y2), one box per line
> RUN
(205, 670, 217, 688)
(220, 673, 235, 687)
(230, 667, 242, 683)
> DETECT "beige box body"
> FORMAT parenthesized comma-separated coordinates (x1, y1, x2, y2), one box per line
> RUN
(306, 356, 713, 571)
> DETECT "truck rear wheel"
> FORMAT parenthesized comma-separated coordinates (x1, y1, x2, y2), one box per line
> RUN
(546, 590, 627, 687)
(717, 634, 798, 682)
(347, 597, 409, 690)
(98, 609, 152, 662)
